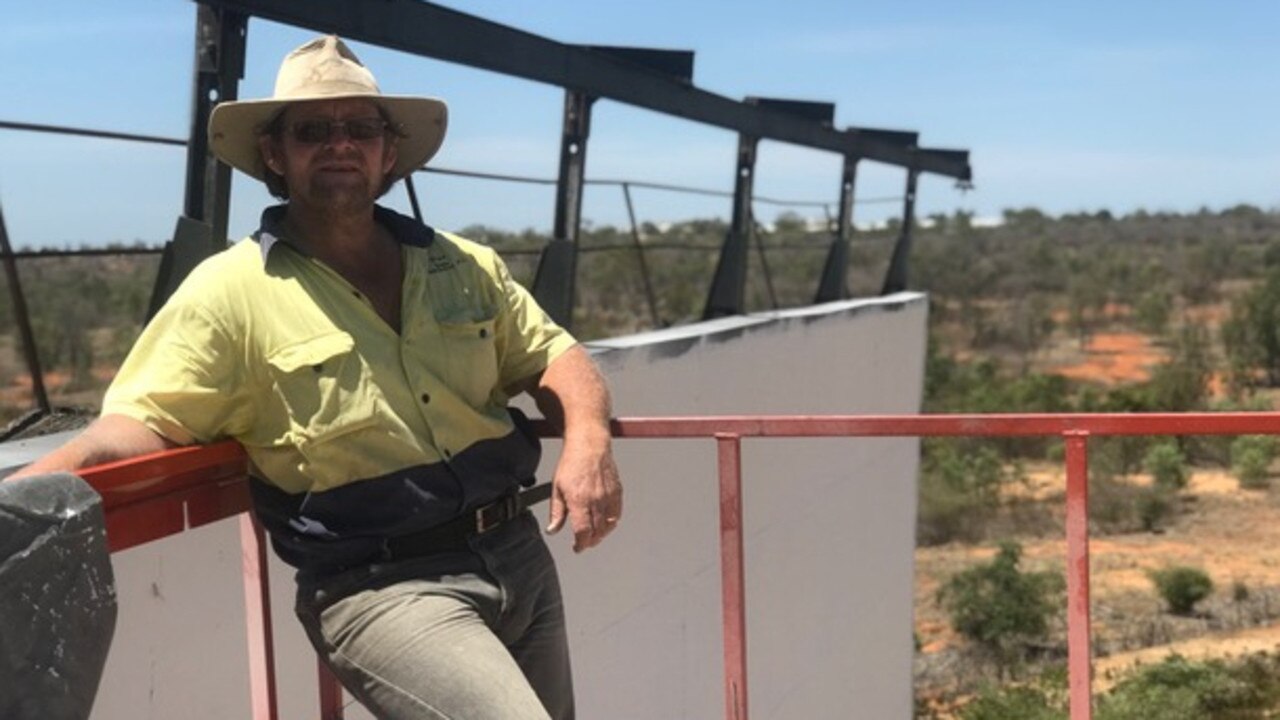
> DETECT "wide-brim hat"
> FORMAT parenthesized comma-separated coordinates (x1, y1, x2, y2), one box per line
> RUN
(209, 35, 447, 183)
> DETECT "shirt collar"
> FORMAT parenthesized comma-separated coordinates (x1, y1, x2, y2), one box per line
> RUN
(252, 204, 435, 265)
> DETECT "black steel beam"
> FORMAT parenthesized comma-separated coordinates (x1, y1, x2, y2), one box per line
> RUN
(576, 46, 694, 85)
(854, 127, 919, 147)
(201, 0, 971, 179)
(746, 97, 835, 126)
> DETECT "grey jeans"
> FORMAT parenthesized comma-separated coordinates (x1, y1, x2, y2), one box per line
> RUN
(295, 512, 574, 719)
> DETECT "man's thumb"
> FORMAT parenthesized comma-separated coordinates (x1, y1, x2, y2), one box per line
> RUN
(546, 490, 567, 533)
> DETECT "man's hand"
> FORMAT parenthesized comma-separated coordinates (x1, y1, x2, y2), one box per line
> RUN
(546, 437, 622, 552)
(524, 344, 623, 552)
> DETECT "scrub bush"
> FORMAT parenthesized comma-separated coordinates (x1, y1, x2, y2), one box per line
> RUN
(1150, 566, 1214, 616)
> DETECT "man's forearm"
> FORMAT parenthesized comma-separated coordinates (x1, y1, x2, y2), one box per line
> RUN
(531, 345, 612, 444)
(529, 345, 622, 551)
(6, 414, 176, 481)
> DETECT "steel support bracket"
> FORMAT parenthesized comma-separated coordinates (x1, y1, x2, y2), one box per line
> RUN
(815, 155, 859, 303)
(881, 167, 919, 295)
(703, 134, 759, 319)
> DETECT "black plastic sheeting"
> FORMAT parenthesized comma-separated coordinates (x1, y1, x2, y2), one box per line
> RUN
(0, 473, 117, 720)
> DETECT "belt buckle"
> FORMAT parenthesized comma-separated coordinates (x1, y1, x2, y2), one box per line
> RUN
(474, 493, 518, 535)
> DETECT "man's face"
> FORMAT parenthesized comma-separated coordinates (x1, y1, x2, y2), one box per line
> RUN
(260, 98, 398, 209)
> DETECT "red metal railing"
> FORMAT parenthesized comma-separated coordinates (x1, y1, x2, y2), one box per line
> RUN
(75, 412, 1280, 720)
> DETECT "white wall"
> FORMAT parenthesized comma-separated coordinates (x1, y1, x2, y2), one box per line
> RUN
(87, 292, 928, 719)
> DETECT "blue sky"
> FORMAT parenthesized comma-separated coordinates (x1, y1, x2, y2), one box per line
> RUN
(2, 1, 1279, 248)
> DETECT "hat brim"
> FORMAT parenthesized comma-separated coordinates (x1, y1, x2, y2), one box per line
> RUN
(208, 93, 448, 183)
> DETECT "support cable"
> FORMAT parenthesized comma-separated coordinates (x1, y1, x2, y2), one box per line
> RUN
(621, 183, 662, 328)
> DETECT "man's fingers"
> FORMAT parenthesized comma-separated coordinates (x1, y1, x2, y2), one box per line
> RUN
(549, 451, 623, 551)
(573, 500, 622, 553)
(546, 487, 568, 534)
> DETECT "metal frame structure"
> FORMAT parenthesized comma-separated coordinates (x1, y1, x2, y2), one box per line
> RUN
(75, 410, 1280, 720)
(179, 0, 971, 327)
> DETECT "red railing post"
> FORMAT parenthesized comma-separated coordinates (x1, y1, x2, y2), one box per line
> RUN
(240, 513, 280, 720)
(715, 433, 749, 720)
(318, 658, 346, 719)
(1064, 431, 1093, 720)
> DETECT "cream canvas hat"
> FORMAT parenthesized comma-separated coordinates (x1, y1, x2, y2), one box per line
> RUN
(209, 35, 447, 183)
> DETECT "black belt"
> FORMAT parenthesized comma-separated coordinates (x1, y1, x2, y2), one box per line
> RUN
(380, 483, 553, 560)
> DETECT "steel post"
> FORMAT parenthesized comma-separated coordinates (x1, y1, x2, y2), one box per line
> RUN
(703, 134, 758, 319)
(533, 90, 595, 330)
(815, 155, 858, 302)
(185, 4, 246, 245)
(0, 201, 49, 413)
(881, 167, 918, 295)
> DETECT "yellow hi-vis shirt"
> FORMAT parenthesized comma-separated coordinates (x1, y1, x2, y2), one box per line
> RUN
(103, 205, 576, 574)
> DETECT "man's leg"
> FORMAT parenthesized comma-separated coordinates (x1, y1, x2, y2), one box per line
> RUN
(476, 514, 575, 720)
(299, 567, 552, 720)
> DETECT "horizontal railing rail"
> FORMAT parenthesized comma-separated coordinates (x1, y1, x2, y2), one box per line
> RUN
(73, 412, 1280, 720)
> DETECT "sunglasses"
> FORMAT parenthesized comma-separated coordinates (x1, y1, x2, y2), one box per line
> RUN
(287, 117, 390, 144)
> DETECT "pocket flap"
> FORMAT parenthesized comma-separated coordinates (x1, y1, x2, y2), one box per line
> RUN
(438, 318, 496, 339)
(267, 332, 355, 373)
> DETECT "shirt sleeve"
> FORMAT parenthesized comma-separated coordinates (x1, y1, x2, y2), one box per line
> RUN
(101, 296, 257, 445)
(489, 253, 578, 389)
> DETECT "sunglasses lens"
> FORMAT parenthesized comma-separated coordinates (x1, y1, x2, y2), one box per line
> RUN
(291, 120, 332, 144)
(346, 118, 387, 140)
(289, 118, 386, 144)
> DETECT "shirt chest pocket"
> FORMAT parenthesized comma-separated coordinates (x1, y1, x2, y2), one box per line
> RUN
(437, 318, 500, 408)
(265, 331, 379, 448)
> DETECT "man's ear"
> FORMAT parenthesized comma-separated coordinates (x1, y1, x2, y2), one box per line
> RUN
(382, 139, 398, 176)
(258, 135, 282, 175)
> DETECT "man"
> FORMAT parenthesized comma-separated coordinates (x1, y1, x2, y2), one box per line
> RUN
(12, 35, 621, 719)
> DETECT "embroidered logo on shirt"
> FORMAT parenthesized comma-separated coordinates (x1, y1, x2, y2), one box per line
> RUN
(427, 253, 457, 274)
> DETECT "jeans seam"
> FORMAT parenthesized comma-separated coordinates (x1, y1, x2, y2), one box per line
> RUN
(330, 645, 455, 720)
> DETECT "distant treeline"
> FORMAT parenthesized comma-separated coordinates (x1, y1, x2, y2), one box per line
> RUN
(3, 204, 1280, 425)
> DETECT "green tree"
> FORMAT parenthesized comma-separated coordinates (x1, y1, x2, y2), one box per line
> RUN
(1147, 323, 1213, 412)
(1149, 566, 1214, 616)
(1231, 435, 1276, 489)
(1143, 441, 1188, 491)
(1133, 287, 1172, 336)
(937, 541, 1064, 676)
(1222, 269, 1280, 389)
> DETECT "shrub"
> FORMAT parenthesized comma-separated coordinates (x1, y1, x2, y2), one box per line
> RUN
(959, 686, 1063, 720)
(917, 440, 1013, 546)
(1232, 580, 1250, 604)
(1088, 436, 1149, 482)
(1232, 435, 1276, 489)
(1096, 655, 1259, 720)
(1090, 475, 1173, 536)
(1135, 488, 1174, 533)
(1190, 396, 1272, 465)
(1149, 566, 1214, 616)
(937, 541, 1064, 675)
(1143, 441, 1188, 490)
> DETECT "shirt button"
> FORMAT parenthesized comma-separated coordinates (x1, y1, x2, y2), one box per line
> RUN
(420, 392, 430, 404)
(478, 328, 488, 339)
